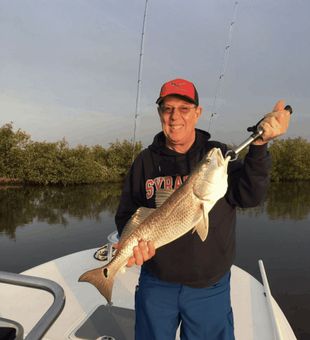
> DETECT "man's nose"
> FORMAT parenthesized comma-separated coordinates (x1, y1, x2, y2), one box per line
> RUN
(170, 108, 181, 119)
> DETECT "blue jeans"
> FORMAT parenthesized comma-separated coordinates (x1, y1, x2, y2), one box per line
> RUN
(135, 269, 234, 340)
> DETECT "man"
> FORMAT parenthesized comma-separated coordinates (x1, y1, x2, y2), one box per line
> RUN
(115, 78, 290, 340)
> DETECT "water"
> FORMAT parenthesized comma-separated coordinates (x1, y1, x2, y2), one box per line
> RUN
(0, 182, 309, 339)
(0, 184, 121, 272)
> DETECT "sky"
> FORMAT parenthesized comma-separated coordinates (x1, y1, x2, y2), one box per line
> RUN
(0, 0, 309, 148)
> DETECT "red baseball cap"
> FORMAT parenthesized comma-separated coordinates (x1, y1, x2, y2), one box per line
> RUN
(156, 78, 199, 105)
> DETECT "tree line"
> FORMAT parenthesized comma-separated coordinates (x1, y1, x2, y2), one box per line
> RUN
(233, 136, 310, 182)
(0, 123, 142, 184)
(0, 123, 309, 185)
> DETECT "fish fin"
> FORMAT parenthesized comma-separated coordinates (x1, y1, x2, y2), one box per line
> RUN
(193, 204, 209, 241)
(155, 189, 175, 207)
(79, 264, 117, 303)
(119, 207, 155, 243)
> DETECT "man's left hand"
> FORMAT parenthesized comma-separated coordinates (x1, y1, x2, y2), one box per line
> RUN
(252, 100, 291, 145)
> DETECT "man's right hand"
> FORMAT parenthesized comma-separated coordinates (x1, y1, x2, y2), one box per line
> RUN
(252, 100, 291, 145)
(114, 240, 156, 267)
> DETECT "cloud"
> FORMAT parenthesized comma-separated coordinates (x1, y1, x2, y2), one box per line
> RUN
(0, 0, 309, 147)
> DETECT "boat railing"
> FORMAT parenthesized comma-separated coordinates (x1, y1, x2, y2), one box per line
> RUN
(0, 271, 65, 340)
(259, 260, 284, 340)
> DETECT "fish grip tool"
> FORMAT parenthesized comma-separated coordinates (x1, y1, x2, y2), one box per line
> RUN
(225, 105, 293, 161)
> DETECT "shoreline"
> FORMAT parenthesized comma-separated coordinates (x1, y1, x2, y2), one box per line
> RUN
(0, 178, 309, 187)
(0, 177, 23, 184)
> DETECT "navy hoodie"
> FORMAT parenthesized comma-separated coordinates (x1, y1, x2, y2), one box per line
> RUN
(115, 129, 271, 287)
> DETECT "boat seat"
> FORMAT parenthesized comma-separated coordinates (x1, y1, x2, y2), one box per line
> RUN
(0, 317, 24, 340)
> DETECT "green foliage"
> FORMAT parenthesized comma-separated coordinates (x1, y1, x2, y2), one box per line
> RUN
(269, 138, 310, 182)
(103, 140, 142, 182)
(0, 123, 30, 178)
(89, 140, 142, 182)
(1, 123, 308, 184)
(229, 138, 310, 181)
(0, 123, 142, 185)
(22, 141, 108, 185)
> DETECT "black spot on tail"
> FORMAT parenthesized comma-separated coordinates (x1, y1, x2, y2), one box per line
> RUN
(103, 268, 108, 278)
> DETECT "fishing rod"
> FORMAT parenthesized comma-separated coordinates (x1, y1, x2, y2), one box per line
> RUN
(132, 0, 149, 162)
(208, 1, 239, 133)
(225, 105, 293, 161)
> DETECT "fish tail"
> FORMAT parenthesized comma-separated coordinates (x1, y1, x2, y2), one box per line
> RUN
(79, 265, 116, 303)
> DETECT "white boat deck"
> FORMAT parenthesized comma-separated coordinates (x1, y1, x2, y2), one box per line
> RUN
(0, 248, 297, 339)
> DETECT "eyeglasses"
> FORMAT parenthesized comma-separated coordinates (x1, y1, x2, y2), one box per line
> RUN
(159, 105, 197, 115)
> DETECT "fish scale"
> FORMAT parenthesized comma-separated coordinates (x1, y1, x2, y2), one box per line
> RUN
(79, 147, 230, 303)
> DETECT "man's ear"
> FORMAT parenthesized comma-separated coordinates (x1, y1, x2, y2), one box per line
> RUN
(157, 106, 163, 121)
(195, 106, 202, 119)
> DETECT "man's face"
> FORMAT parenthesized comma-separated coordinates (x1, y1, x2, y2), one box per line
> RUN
(158, 96, 202, 151)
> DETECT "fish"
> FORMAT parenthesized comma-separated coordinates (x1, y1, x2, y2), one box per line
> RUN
(79, 147, 230, 303)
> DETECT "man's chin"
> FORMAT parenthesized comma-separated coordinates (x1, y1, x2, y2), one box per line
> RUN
(167, 131, 185, 141)
(167, 136, 183, 145)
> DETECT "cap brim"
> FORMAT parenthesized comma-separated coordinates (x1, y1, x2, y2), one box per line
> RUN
(156, 94, 196, 105)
